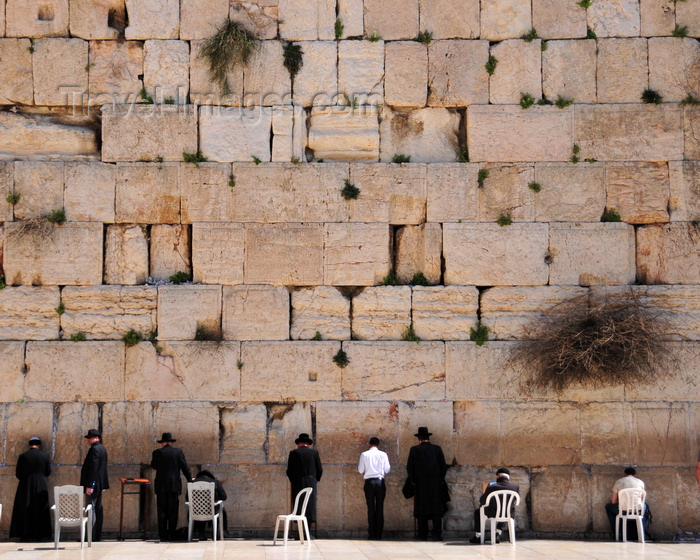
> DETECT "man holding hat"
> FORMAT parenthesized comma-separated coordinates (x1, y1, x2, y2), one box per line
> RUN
(358, 436, 391, 540)
(470, 467, 520, 544)
(151, 432, 193, 541)
(286, 433, 323, 528)
(80, 428, 109, 541)
(10, 436, 52, 542)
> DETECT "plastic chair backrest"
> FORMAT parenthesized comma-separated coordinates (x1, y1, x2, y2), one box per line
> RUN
(484, 490, 520, 520)
(54, 485, 85, 524)
(188, 482, 216, 520)
(618, 488, 646, 516)
(291, 487, 313, 517)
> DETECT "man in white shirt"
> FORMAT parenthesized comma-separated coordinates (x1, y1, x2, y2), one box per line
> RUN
(358, 437, 391, 540)
(605, 467, 647, 539)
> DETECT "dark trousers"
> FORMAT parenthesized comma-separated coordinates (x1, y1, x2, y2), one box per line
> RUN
(416, 515, 442, 540)
(156, 491, 180, 541)
(605, 502, 648, 539)
(89, 491, 104, 541)
(363, 478, 386, 539)
(473, 508, 506, 534)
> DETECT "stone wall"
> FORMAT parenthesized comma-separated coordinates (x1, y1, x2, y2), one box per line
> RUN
(0, 0, 699, 541)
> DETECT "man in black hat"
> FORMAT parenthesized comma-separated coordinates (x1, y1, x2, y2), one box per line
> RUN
(10, 436, 52, 542)
(286, 433, 323, 528)
(406, 427, 448, 541)
(470, 467, 520, 544)
(80, 428, 109, 541)
(151, 432, 193, 541)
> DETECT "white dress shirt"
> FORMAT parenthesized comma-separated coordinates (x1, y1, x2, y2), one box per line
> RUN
(358, 446, 391, 480)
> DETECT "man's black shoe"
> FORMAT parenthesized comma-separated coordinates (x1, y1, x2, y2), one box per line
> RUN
(469, 536, 481, 544)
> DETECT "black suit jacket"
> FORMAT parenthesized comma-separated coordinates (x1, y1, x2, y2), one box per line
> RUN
(406, 441, 448, 517)
(151, 444, 192, 494)
(479, 476, 520, 518)
(80, 441, 109, 493)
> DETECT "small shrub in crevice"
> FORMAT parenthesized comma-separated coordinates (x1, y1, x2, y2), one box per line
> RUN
(237, 360, 244, 370)
(333, 348, 349, 368)
(283, 42, 304, 83)
(528, 182, 542, 193)
(521, 29, 539, 42)
(392, 154, 411, 163)
(411, 272, 430, 286)
(123, 329, 144, 347)
(477, 169, 489, 187)
(457, 146, 469, 163)
(341, 180, 360, 200)
(251, 155, 262, 165)
(485, 55, 498, 75)
(380, 269, 399, 286)
(470, 321, 489, 346)
(183, 150, 207, 167)
(55, 302, 65, 315)
(680, 94, 700, 106)
(47, 208, 66, 225)
(555, 95, 573, 108)
(366, 31, 382, 42)
(571, 143, 581, 164)
(672, 24, 688, 37)
(169, 271, 191, 284)
(586, 28, 597, 39)
(414, 30, 433, 44)
(139, 86, 154, 104)
(402, 323, 421, 343)
(520, 92, 535, 109)
(497, 213, 513, 227)
(149, 330, 163, 354)
(70, 332, 87, 342)
(195, 323, 223, 342)
(335, 18, 344, 39)
(0, 274, 5, 290)
(578, 0, 592, 8)
(200, 19, 258, 94)
(601, 208, 622, 222)
(641, 88, 663, 104)
(312, 331, 323, 341)
(6, 192, 20, 205)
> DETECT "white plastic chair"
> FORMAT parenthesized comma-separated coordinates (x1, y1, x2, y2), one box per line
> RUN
(185, 481, 224, 542)
(615, 488, 646, 543)
(273, 487, 313, 545)
(479, 489, 520, 545)
(51, 485, 93, 549)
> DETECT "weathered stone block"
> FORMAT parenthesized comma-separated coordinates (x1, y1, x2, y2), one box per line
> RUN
(640, 0, 675, 37)
(0, 162, 12, 222)
(69, 0, 120, 39)
(101, 402, 154, 465)
(220, 404, 267, 464)
(384, 41, 427, 108)
(597, 38, 648, 104)
(412, 286, 479, 341)
(104, 224, 149, 285)
(649, 37, 700, 103)
(363, 0, 418, 40)
(637, 223, 700, 285)
(0, 112, 97, 158)
(291, 287, 351, 341)
(489, 39, 542, 105)
(279, 0, 334, 40)
(453, 402, 502, 466)
(467, 105, 573, 162)
(191, 223, 245, 285)
(631, 403, 690, 466)
(180, 0, 229, 40)
(293, 41, 337, 108)
(230, 0, 279, 40)
(143, 39, 189, 103)
(157, 285, 222, 341)
(0, 39, 32, 104)
(420, 0, 479, 39)
(549, 223, 636, 286)
(33, 38, 88, 106)
(4, 223, 102, 286)
(189, 39, 243, 103)
(379, 108, 460, 163)
(266, 402, 313, 464)
(5, 403, 54, 466)
(124, 0, 179, 39)
(581, 403, 635, 465)
(531, 467, 591, 532)
(24, 341, 124, 401)
(64, 162, 115, 222)
(243, 40, 291, 105)
(61, 285, 157, 340)
(669, 161, 700, 222)
(324, 223, 391, 286)
(625, 342, 700, 402)
(153, 402, 219, 464)
(480, 0, 531, 41)
(271, 105, 305, 162)
(199, 105, 272, 163)
(478, 164, 536, 221)
(533, 163, 606, 222)
(443, 223, 549, 286)
(0, 342, 27, 402)
(428, 40, 489, 106)
(685, 107, 700, 161)
(6, 0, 69, 36)
(397, 400, 456, 464)
(53, 402, 98, 465)
(337, 40, 384, 102)
(222, 285, 289, 341)
(88, 40, 143, 98)
(542, 39, 597, 104)
(351, 286, 411, 340)
(244, 223, 323, 285)
(240, 341, 342, 401)
(342, 341, 445, 401)
(150, 225, 191, 281)
(676, 0, 700, 37)
(102, 105, 197, 162)
(180, 162, 234, 223)
(115, 163, 180, 223)
(395, 223, 442, 284)
(574, 104, 683, 162)
(337, 0, 362, 38)
(605, 162, 670, 224)
(588, 0, 641, 37)
(677, 465, 700, 533)
(532, 0, 587, 39)
(308, 106, 379, 162)
(12, 161, 64, 220)
(426, 163, 479, 223)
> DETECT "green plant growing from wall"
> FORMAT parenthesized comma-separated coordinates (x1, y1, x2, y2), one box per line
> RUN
(47, 208, 66, 225)
(485, 55, 498, 75)
(402, 323, 421, 343)
(85, 62, 95, 73)
(528, 182, 542, 193)
(0, 274, 5, 290)
(672, 24, 689, 37)
(477, 169, 489, 187)
(55, 302, 65, 315)
(521, 28, 539, 42)
(283, 42, 304, 83)
(195, 323, 223, 342)
(183, 150, 207, 167)
(571, 143, 581, 163)
(291, 156, 301, 164)
(586, 28, 597, 39)
(392, 154, 411, 163)
(312, 331, 323, 341)
(555, 95, 573, 108)
(169, 271, 191, 284)
(680, 94, 700, 106)
(470, 321, 489, 346)
(541, 40, 548, 52)
(497, 213, 513, 226)
(520, 92, 535, 109)
(380, 269, 399, 286)
(577, 0, 592, 8)
(411, 272, 430, 286)
(148, 331, 163, 354)
(601, 208, 622, 222)
(341, 180, 360, 200)
(237, 360, 244, 370)
(28, 39, 35, 53)
(163, 96, 175, 104)
(251, 155, 262, 165)
(334, 18, 344, 39)
(414, 30, 433, 44)
(139, 86, 154, 104)
(123, 329, 144, 347)
(200, 19, 258, 94)
(70, 332, 87, 342)
(641, 88, 663, 104)
(457, 146, 469, 162)
(6, 192, 20, 205)
(366, 31, 382, 42)
(333, 348, 349, 368)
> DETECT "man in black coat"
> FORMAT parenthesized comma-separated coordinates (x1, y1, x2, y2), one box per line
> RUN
(10, 436, 52, 542)
(286, 433, 323, 525)
(406, 426, 448, 541)
(151, 432, 193, 541)
(470, 467, 520, 544)
(80, 428, 109, 541)
(192, 469, 228, 540)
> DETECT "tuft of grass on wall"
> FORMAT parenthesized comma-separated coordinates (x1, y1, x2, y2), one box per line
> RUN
(470, 322, 489, 346)
(283, 42, 304, 82)
(601, 208, 622, 222)
(333, 348, 349, 368)
(200, 19, 258, 94)
(641, 88, 663, 104)
(485, 55, 498, 75)
(341, 180, 360, 200)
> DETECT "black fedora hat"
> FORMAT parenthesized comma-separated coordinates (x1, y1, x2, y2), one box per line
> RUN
(157, 432, 177, 443)
(84, 428, 101, 439)
(295, 432, 313, 445)
(414, 426, 432, 438)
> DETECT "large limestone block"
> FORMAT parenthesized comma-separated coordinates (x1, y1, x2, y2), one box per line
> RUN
(677, 465, 700, 534)
(180, 0, 229, 40)
(64, 162, 115, 222)
(686, 107, 700, 161)
(5, 403, 54, 465)
(33, 38, 88, 106)
(143, 40, 190, 102)
(5, 0, 69, 37)
(531, 468, 591, 532)
(230, 1, 279, 40)
(0, 39, 34, 104)
(640, 0, 675, 37)
(384, 42, 427, 108)
(467, 105, 573, 162)
(337, 40, 384, 102)
(637, 223, 700, 284)
(240, 341, 342, 401)
(341, 341, 446, 401)
(181, 162, 235, 223)
(199, 105, 272, 162)
(412, 286, 479, 341)
(480, 286, 589, 340)
(150, 224, 191, 281)
(649, 37, 700, 103)
(53, 402, 99, 465)
(24, 341, 124, 401)
(191, 223, 245, 285)
(244, 223, 323, 285)
(292, 41, 337, 108)
(337, 0, 363, 38)
(480, 0, 531, 41)
(363, 0, 418, 40)
(631, 403, 690, 466)
(104, 224, 148, 285)
(61, 285, 157, 340)
(453, 401, 502, 465)
(443, 223, 549, 286)
(542, 39, 597, 104)
(426, 163, 479, 222)
(0, 287, 60, 340)
(243, 41, 291, 105)
(549, 223, 636, 286)
(0, 162, 12, 221)
(420, 0, 479, 39)
(379, 108, 460, 163)
(324, 223, 391, 286)
(220, 404, 267, 464)
(189, 39, 243, 104)
(477, 164, 536, 222)
(157, 285, 222, 341)
(588, 0, 641, 37)
(265, 402, 313, 464)
(676, 0, 700, 37)
(222, 285, 289, 340)
(0, 342, 27, 402)
(125, 341, 241, 401)
(533, 163, 606, 222)
(605, 162, 670, 224)
(597, 38, 648, 104)
(669, 161, 700, 222)
(574, 104, 683, 161)
(69, 0, 121, 39)
(124, 0, 179, 39)
(88, 40, 143, 99)
(271, 105, 306, 162)
(308, 106, 379, 162)
(102, 401, 155, 464)
(428, 40, 489, 106)
(532, 0, 587, 39)
(395, 223, 442, 284)
(232, 163, 350, 223)
(279, 0, 334, 40)
(102, 104, 197, 162)
(4, 222, 102, 286)
(398, 400, 455, 463)
(625, 342, 700, 401)
(291, 287, 351, 341)
(581, 403, 635, 465)
(351, 286, 411, 340)
(489, 39, 542, 105)
(12, 161, 64, 220)
(115, 163, 180, 223)
(0, 112, 97, 158)
(152, 402, 219, 464)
